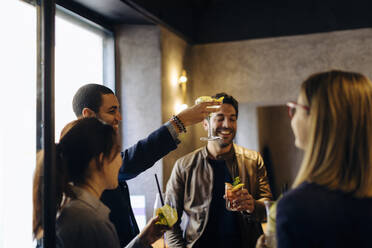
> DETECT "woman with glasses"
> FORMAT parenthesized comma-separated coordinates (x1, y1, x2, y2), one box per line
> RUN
(275, 70, 372, 247)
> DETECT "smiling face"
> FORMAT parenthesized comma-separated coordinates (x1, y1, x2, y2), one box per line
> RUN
(96, 94, 122, 131)
(291, 93, 311, 150)
(205, 103, 237, 148)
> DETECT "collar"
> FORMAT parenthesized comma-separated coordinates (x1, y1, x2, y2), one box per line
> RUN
(70, 186, 111, 218)
(202, 144, 236, 161)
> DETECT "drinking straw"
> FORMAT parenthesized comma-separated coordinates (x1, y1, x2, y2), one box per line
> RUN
(154, 174, 164, 205)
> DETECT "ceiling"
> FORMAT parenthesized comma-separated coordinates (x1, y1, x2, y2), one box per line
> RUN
(57, 0, 372, 44)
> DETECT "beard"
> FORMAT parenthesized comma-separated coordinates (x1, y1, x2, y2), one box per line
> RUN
(218, 141, 231, 148)
(212, 127, 236, 148)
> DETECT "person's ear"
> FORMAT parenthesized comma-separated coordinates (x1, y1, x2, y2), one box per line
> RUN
(96, 152, 105, 170)
(82, 108, 96, 118)
(203, 119, 209, 131)
(98, 153, 104, 164)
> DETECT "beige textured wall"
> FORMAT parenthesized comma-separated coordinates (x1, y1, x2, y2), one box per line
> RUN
(160, 28, 196, 189)
(187, 28, 372, 195)
(161, 28, 372, 195)
(116, 25, 162, 221)
(190, 28, 372, 105)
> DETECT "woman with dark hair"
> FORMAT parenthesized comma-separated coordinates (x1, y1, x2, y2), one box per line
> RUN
(276, 70, 372, 247)
(33, 118, 166, 247)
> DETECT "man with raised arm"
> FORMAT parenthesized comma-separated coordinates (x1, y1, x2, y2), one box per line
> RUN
(72, 84, 220, 247)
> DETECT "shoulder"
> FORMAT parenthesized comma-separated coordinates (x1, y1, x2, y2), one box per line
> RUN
(174, 147, 205, 170)
(233, 144, 261, 161)
(280, 182, 327, 202)
(279, 182, 315, 203)
(57, 201, 118, 246)
(57, 200, 102, 227)
(57, 199, 114, 230)
(277, 182, 322, 219)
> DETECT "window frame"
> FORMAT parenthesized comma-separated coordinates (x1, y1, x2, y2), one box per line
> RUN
(33, 1, 116, 246)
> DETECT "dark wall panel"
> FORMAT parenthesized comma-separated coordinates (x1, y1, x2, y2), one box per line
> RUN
(257, 106, 303, 199)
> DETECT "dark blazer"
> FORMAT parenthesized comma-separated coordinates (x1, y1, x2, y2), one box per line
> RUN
(276, 182, 372, 248)
(101, 125, 177, 247)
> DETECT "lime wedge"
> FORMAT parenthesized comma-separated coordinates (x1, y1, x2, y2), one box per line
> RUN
(156, 204, 178, 227)
(232, 183, 244, 192)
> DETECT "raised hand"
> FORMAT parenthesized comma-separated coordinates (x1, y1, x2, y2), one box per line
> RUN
(176, 101, 221, 127)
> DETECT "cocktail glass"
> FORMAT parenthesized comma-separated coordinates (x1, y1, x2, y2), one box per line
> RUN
(264, 200, 277, 248)
(195, 96, 222, 141)
(153, 193, 177, 248)
(153, 193, 166, 248)
(225, 183, 244, 211)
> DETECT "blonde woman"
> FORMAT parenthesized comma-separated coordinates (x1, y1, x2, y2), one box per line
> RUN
(276, 70, 372, 247)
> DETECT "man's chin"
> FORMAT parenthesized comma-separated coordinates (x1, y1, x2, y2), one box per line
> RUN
(218, 139, 233, 148)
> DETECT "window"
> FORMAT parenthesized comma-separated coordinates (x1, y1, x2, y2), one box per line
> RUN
(55, 9, 107, 140)
(0, 1, 36, 248)
(0, 2, 113, 247)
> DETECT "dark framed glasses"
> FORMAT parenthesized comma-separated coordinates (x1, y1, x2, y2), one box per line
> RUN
(286, 101, 310, 119)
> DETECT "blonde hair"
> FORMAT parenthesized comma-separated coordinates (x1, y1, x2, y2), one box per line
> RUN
(293, 70, 372, 198)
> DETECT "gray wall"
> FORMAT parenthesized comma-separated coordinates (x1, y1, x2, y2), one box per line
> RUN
(235, 103, 259, 151)
(160, 28, 196, 189)
(190, 28, 372, 105)
(116, 25, 162, 221)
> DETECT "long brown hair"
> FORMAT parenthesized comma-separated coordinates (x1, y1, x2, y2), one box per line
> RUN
(32, 117, 121, 239)
(293, 70, 372, 197)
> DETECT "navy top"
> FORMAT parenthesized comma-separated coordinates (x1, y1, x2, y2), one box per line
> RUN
(101, 125, 178, 247)
(195, 159, 241, 248)
(277, 182, 372, 248)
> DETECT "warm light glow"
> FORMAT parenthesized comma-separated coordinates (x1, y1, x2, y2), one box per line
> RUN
(174, 103, 188, 114)
(178, 70, 187, 84)
(179, 75, 187, 83)
(172, 76, 178, 86)
(170, 68, 179, 86)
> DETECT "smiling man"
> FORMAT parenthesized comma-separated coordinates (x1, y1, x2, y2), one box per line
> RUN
(71, 84, 220, 248)
(165, 93, 272, 248)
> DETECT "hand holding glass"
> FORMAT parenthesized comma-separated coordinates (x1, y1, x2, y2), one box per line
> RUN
(225, 183, 245, 211)
(195, 96, 223, 141)
(153, 194, 177, 248)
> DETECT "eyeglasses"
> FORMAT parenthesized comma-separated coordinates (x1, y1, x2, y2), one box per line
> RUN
(286, 101, 310, 119)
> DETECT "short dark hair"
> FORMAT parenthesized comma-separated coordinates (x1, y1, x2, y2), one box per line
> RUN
(72, 84, 114, 117)
(212, 92, 239, 117)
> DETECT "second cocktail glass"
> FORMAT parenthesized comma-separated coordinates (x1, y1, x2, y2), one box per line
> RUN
(264, 200, 277, 248)
(195, 96, 223, 141)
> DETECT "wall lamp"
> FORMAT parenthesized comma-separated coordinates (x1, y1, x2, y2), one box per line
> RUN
(178, 70, 187, 84)
(174, 69, 188, 114)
